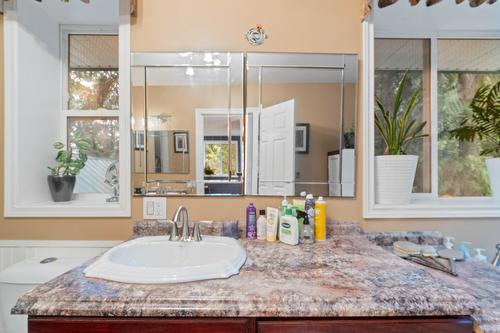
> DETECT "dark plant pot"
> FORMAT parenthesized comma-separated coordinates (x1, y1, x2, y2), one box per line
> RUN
(47, 175, 76, 202)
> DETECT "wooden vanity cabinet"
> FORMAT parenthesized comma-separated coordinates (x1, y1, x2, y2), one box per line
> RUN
(28, 316, 473, 333)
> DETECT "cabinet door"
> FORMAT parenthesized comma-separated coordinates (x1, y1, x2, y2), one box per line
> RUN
(257, 318, 472, 333)
(29, 317, 251, 333)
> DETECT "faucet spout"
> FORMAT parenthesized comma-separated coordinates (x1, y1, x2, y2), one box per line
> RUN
(173, 206, 190, 241)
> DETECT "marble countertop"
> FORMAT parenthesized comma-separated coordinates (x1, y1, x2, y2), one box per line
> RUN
(367, 231, 500, 333)
(13, 221, 480, 319)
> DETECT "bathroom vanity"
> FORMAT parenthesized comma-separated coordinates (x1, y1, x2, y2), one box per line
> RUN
(13, 222, 483, 333)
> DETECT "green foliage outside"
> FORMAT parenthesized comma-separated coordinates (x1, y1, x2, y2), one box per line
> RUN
(204, 143, 237, 177)
(68, 70, 119, 110)
(68, 119, 119, 160)
(375, 70, 500, 197)
(438, 73, 500, 197)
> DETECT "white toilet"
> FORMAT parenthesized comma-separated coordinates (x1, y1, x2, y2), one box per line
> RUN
(0, 257, 85, 333)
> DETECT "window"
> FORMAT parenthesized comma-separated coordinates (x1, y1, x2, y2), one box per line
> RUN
(374, 39, 431, 193)
(204, 141, 238, 178)
(67, 34, 119, 110)
(63, 29, 120, 194)
(366, 33, 500, 218)
(437, 39, 500, 197)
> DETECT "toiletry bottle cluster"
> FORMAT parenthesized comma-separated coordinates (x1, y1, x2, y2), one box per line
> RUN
(444, 236, 488, 263)
(245, 193, 327, 246)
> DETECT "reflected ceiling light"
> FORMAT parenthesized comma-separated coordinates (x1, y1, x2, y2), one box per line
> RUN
(185, 67, 195, 76)
(213, 58, 222, 66)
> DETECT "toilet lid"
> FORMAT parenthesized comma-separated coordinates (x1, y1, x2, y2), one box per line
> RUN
(0, 257, 86, 284)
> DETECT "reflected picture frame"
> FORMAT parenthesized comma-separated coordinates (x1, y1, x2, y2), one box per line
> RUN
(295, 123, 309, 154)
(174, 131, 189, 153)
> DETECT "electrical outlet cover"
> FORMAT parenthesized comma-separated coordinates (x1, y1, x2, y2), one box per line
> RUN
(143, 197, 167, 220)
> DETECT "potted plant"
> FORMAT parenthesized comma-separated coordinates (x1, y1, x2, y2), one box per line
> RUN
(374, 72, 428, 205)
(450, 80, 500, 200)
(47, 135, 91, 202)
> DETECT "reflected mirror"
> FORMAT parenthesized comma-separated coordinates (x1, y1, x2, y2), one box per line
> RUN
(132, 52, 244, 195)
(245, 53, 357, 197)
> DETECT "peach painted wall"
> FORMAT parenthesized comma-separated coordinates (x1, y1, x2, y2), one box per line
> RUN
(1, 1, 499, 259)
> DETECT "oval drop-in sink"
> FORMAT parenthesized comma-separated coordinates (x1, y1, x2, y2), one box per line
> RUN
(84, 236, 247, 284)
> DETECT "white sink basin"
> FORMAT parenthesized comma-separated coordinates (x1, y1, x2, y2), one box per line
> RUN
(84, 236, 247, 284)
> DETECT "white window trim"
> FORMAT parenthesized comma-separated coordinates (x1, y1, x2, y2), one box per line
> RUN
(363, 19, 500, 219)
(4, 0, 131, 217)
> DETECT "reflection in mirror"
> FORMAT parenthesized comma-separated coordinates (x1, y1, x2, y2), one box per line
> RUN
(131, 52, 244, 196)
(245, 53, 358, 197)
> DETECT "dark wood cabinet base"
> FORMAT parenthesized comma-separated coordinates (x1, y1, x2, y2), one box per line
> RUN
(28, 316, 473, 333)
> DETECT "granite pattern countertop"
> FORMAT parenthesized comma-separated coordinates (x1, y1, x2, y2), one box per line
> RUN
(13, 221, 479, 319)
(367, 230, 500, 333)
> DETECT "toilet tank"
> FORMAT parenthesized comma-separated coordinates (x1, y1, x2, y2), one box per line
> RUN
(0, 257, 87, 333)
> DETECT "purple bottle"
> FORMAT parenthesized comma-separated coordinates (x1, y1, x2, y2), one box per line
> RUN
(246, 203, 257, 239)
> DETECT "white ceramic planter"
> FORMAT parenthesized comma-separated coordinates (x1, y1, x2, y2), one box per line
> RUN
(375, 155, 418, 205)
(486, 158, 500, 200)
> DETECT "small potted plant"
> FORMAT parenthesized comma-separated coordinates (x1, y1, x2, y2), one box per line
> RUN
(450, 80, 500, 200)
(47, 135, 91, 202)
(374, 72, 428, 205)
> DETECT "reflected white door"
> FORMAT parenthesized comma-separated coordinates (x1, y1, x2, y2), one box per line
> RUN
(258, 100, 295, 195)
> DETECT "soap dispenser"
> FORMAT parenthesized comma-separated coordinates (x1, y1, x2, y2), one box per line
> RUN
(459, 241, 472, 259)
(444, 236, 455, 249)
(472, 248, 487, 263)
(298, 211, 314, 244)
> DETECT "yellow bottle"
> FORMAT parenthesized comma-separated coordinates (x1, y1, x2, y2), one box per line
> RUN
(314, 196, 326, 241)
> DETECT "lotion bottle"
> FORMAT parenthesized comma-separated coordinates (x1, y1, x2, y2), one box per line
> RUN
(279, 206, 299, 246)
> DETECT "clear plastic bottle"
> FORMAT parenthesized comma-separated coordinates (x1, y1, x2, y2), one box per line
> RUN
(302, 214, 315, 244)
(257, 209, 267, 240)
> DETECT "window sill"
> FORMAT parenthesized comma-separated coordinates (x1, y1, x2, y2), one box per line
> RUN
(5, 193, 130, 218)
(365, 196, 500, 219)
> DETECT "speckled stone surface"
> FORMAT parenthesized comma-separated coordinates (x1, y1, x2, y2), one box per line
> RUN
(365, 230, 443, 247)
(369, 232, 499, 333)
(13, 221, 479, 319)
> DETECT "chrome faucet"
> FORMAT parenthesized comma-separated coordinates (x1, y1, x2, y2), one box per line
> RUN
(172, 206, 191, 241)
(492, 243, 500, 267)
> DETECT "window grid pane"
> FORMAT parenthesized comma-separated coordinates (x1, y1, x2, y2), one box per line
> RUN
(437, 39, 500, 197)
(374, 38, 432, 193)
(68, 34, 119, 111)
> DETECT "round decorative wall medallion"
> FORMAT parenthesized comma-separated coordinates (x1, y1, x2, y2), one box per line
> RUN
(245, 25, 267, 46)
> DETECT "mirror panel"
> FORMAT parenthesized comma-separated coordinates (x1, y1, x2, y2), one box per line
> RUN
(245, 53, 358, 197)
(132, 52, 244, 196)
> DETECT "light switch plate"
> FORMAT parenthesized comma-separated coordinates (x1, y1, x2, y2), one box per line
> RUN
(143, 197, 167, 220)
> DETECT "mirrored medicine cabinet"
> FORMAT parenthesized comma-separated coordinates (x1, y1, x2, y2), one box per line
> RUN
(131, 52, 358, 198)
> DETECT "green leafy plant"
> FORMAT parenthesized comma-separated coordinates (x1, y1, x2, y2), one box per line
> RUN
(375, 72, 428, 155)
(48, 134, 92, 176)
(450, 80, 500, 158)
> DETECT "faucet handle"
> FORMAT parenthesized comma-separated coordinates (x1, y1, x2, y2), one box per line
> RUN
(165, 220, 179, 241)
(191, 221, 212, 242)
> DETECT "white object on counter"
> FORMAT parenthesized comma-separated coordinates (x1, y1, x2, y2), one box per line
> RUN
(472, 248, 488, 263)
